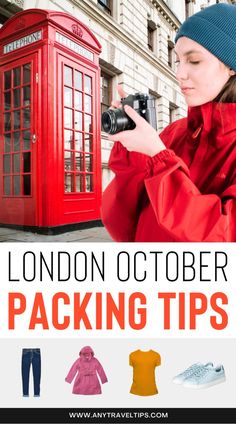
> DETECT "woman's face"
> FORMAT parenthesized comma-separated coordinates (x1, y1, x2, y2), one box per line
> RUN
(175, 37, 233, 107)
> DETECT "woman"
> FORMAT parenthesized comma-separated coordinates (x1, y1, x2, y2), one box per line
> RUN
(101, 3, 236, 242)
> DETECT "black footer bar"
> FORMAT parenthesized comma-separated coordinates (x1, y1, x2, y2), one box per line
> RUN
(0, 408, 235, 423)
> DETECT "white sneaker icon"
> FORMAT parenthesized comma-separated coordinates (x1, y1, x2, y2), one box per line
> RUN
(172, 362, 213, 385)
(183, 364, 226, 389)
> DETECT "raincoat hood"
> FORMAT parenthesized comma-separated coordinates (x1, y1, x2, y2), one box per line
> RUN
(79, 346, 94, 361)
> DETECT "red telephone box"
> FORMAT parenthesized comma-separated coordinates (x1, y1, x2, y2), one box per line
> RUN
(0, 8, 102, 232)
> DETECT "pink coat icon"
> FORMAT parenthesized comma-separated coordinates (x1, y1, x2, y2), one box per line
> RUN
(65, 346, 108, 395)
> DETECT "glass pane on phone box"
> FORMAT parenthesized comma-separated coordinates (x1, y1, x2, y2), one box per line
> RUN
(84, 95, 92, 113)
(74, 71, 82, 90)
(14, 88, 21, 108)
(4, 134, 11, 153)
(23, 108, 30, 128)
(3, 155, 11, 173)
(64, 152, 73, 171)
(64, 108, 72, 128)
(84, 114, 92, 132)
(4, 113, 11, 132)
(85, 175, 93, 192)
(85, 154, 92, 172)
(23, 175, 31, 195)
(4, 70, 11, 90)
(74, 111, 82, 130)
(65, 173, 73, 192)
(64, 130, 73, 149)
(84, 75, 92, 94)
(64, 87, 72, 107)
(13, 132, 20, 152)
(84, 134, 92, 152)
(4, 176, 11, 195)
(64, 66, 72, 86)
(14, 110, 21, 130)
(23, 86, 31, 106)
(75, 152, 83, 171)
(75, 132, 83, 151)
(76, 174, 83, 192)
(13, 175, 20, 196)
(74, 91, 82, 110)
(23, 131, 30, 150)
(13, 154, 20, 173)
(23, 63, 31, 84)
(4, 92, 11, 110)
(23, 152, 31, 173)
(13, 67, 21, 87)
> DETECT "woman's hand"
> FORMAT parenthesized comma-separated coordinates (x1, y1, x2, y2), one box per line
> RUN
(108, 86, 166, 157)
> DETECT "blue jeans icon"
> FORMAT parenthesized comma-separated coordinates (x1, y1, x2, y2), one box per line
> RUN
(21, 348, 41, 397)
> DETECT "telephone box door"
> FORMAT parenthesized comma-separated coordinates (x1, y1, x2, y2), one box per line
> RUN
(0, 53, 38, 225)
(58, 54, 101, 223)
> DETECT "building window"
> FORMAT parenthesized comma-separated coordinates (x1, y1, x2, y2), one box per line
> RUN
(101, 71, 113, 116)
(168, 40, 174, 68)
(0, 16, 7, 25)
(185, 0, 191, 18)
(149, 91, 162, 131)
(97, 0, 112, 16)
(0, 0, 23, 25)
(200, 1, 211, 11)
(169, 103, 178, 124)
(147, 20, 156, 52)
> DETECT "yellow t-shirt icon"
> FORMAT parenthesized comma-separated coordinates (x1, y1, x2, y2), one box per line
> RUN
(129, 349, 161, 396)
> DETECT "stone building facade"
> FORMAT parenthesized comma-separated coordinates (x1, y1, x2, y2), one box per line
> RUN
(0, 0, 235, 189)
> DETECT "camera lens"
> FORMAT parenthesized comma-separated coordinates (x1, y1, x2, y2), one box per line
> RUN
(101, 110, 116, 134)
(101, 109, 134, 134)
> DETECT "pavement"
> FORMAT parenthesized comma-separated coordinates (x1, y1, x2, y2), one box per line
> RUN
(0, 225, 112, 243)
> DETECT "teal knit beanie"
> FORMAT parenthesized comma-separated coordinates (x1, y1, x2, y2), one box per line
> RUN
(175, 4, 236, 71)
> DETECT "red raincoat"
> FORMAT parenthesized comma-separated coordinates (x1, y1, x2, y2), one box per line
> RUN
(101, 102, 236, 242)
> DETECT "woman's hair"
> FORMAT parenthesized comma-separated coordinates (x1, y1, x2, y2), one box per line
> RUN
(214, 75, 236, 103)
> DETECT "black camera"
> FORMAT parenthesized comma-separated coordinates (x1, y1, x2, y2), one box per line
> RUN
(101, 93, 157, 135)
